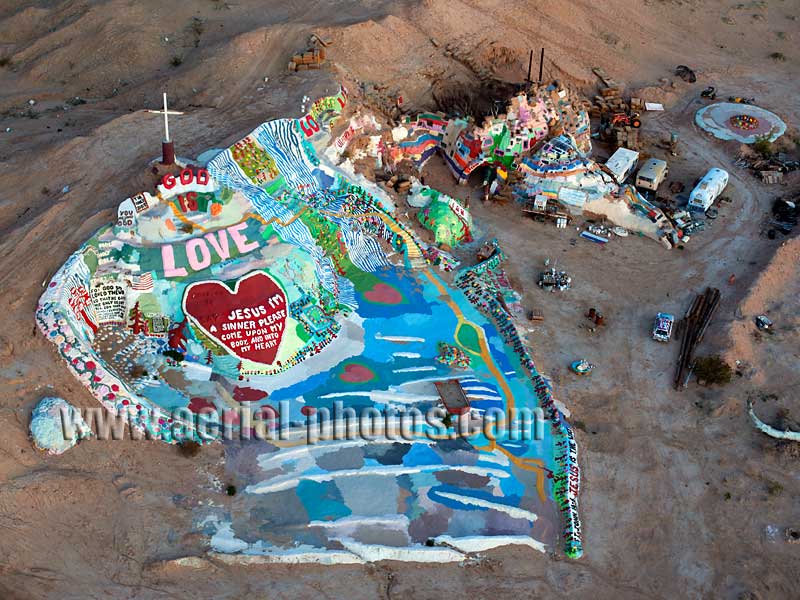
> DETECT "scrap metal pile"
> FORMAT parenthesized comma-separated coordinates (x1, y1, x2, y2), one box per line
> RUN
(538, 267, 572, 291)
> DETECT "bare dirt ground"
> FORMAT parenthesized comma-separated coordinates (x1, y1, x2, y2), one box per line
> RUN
(1, 1, 799, 598)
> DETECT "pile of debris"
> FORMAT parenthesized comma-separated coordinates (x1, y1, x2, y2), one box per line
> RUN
(287, 35, 328, 72)
(666, 209, 706, 245)
(380, 174, 413, 195)
(585, 307, 605, 327)
(590, 67, 643, 150)
(540, 81, 593, 152)
(288, 48, 325, 72)
(538, 267, 571, 291)
(521, 195, 572, 227)
(674, 65, 697, 83)
(769, 197, 798, 237)
(610, 120, 641, 151)
(590, 67, 625, 115)
(359, 81, 408, 119)
(734, 150, 799, 183)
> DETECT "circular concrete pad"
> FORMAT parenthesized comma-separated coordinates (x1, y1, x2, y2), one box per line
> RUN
(695, 102, 786, 143)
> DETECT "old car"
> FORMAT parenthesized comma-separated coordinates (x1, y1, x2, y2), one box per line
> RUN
(652, 312, 675, 342)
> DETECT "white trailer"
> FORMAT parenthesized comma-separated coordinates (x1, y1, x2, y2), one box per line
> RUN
(605, 148, 640, 184)
(688, 168, 729, 212)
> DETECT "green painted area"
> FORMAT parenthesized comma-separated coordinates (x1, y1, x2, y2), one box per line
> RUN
(297, 207, 382, 293)
(192, 324, 228, 355)
(263, 175, 286, 196)
(231, 136, 280, 185)
(309, 88, 348, 124)
(83, 251, 99, 273)
(219, 187, 234, 203)
(295, 322, 311, 343)
(136, 293, 161, 314)
(258, 223, 276, 241)
(486, 126, 518, 167)
(417, 189, 472, 247)
(456, 322, 481, 354)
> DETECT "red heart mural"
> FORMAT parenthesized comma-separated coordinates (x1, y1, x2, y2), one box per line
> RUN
(183, 271, 288, 365)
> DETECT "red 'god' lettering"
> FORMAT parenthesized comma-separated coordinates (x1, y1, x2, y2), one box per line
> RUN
(161, 168, 210, 190)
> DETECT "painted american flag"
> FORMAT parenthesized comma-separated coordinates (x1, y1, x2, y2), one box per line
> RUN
(132, 272, 154, 291)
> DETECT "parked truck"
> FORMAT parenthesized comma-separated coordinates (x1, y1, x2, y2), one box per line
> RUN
(688, 168, 729, 212)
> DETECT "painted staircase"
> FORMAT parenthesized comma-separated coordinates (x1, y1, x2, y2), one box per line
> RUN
(381, 215, 427, 270)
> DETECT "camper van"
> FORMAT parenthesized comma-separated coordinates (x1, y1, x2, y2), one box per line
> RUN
(635, 158, 669, 191)
(688, 168, 729, 212)
(605, 148, 640, 184)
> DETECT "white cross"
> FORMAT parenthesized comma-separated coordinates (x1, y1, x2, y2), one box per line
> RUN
(146, 93, 183, 143)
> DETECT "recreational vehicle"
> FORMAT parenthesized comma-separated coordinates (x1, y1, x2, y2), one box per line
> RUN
(688, 168, 729, 212)
(635, 158, 669, 191)
(605, 148, 640, 184)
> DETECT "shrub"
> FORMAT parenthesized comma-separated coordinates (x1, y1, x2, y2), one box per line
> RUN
(177, 440, 201, 457)
(766, 481, 783, 496)
(163, 349, 185, 363)
(171, 55, 183, 67)
(693, 355, 733, 386)
(191, 17, 205, 47)
(752, 136, 774, 158)
(769, 52, 786, 61)
(226, 485, 237, 496)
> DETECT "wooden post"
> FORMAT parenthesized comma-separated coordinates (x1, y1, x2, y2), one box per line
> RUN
(161, 141, 175, 166)
(538, 48, 545, 84)
(526, 49, 534, 87)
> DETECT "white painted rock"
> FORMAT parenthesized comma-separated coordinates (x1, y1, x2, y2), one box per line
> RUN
(30, 396, 92, 455)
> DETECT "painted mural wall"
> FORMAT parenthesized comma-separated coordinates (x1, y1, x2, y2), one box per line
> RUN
(36, 86, 583, 561)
